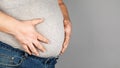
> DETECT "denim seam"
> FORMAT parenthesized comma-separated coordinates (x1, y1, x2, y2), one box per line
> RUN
(0, 56, 26, 67)
(0, 51, 27, 67)
(0, 53, 13, 59)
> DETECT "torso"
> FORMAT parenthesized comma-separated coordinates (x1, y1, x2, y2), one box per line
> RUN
(0, 0, 64, 57)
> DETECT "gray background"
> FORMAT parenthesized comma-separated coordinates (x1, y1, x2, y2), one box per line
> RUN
(56, 0, 120, 68)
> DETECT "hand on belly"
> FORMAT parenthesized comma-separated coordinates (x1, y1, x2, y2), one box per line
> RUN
(12, 18, 49, 56)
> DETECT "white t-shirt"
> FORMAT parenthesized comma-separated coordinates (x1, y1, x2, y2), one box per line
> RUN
(0, 0, 64, 57)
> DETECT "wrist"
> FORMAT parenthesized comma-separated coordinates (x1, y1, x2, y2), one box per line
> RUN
(8, 20, 22, 36)
(1, 20, 21, 36)
(0, 11, 22, 35)
(64, 17, 71, 21)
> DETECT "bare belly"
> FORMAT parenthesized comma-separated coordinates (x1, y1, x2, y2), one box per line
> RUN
(0, 0, 64, 57)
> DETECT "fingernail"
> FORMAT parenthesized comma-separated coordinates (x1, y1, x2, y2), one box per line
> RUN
(42, 48, 46, 52)
(43, 49, 46, 52)
(41, 17, 45, 21)
(46, 39, 50, 44)
(36, 53, 39, 56)
(61, 51, 64, 55)
(28, 53, 31, 55)
(59, 52, 62, 55)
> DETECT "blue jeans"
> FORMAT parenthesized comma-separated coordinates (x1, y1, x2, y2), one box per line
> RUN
(0, 41, 60, 68)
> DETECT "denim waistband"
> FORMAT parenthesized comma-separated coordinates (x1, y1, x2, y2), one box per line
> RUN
(0, 41, 59, 61)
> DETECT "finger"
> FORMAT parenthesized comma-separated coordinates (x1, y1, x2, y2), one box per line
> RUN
(60, 22, 72, 55)
(62, 41, 69, 53)
(60, 42, 68, 55)
(22, 44, 32, 55)
(31, 18, 44, 26)
(60, 33, 70, 54)
(63, 29, 71, 47)
(28, 43, 39, 56)
(60, 41, 68, 54)
(36, 32, 49, 44)
(33, 40, 46, 52)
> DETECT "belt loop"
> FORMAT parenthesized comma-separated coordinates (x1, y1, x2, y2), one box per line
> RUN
(45, 58, 50, 64)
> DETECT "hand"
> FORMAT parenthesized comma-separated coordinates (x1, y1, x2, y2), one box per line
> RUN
(13, 18, 49, 56)
(60, 19, 72, 55)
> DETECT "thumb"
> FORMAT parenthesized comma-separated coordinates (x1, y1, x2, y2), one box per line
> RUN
(31, 18, 44, 26)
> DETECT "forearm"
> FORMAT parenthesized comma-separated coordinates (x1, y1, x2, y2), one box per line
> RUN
(0, 11, 20, 35)
(58, 0, 72, 54)
(58, 0, 71, 21)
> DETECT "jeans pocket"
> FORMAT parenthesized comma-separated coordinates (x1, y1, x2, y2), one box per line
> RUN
(0, 53, 25, 67)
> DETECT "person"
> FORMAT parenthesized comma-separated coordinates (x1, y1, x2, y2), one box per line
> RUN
(0, 0, 72, 68)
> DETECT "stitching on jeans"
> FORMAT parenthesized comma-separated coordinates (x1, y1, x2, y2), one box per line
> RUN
(0, 43, 26, 67)
(0, 55, 26, 67)
(0, 53, 13, 59)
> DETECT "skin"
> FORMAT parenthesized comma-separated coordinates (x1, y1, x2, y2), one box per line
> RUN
(0, 0, 72, 56)
(0, 12, 48, 56)
(58, 0, 72, 55)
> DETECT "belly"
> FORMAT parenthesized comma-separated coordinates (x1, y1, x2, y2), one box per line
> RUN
(0, 0, 64, 57)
